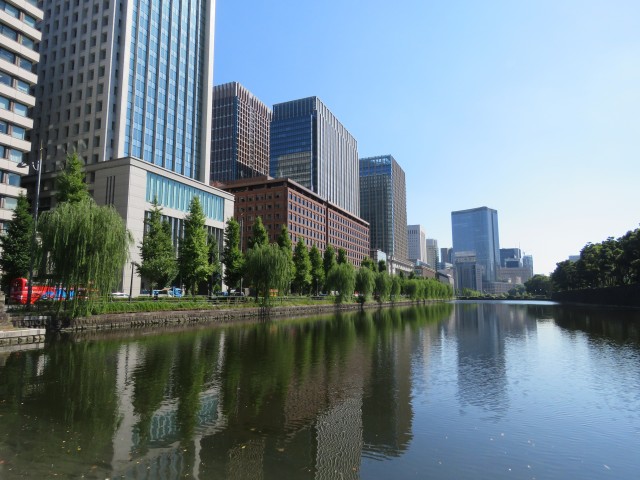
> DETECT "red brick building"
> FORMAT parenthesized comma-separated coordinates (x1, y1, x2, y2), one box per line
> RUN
(221, 177, 370, 266)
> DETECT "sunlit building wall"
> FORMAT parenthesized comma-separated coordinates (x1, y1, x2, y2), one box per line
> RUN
(0, 0, 42, 231)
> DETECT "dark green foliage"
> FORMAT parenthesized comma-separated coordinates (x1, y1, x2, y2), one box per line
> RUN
(378, 259, 387, 273)
(276, 225, 294, 294)
(309, 244, 324, 295)
(360, 256, 376, 271)
(222, 218, 244, 290)
(525, 274, 553, 296)
(390, 275, 402, 301)
(244, 243, 293, 305)
(375, 271, 392, 303)
(208, 234, 222, 293)
(138, 199, 177, 293)
(0, 195, 33, 292)
(292, 238, 312, 294)
(354, 267, 375, 305)
(323, 245, 337, 278)
(178, 197, 213, 296)
(551, 227, 640, 291)
(55, 152, 89, 204)
(247, 216, 268, 249)
(337, 248, 348, 264)
(326, 263, 355, 303)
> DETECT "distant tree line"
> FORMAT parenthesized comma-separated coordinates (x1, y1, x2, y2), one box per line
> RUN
(551, 227, 640, 291)
(222, 216, 454, 306)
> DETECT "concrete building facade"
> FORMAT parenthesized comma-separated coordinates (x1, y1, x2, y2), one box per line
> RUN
(0, 0, 42, 230)
(359, 155, 408, 266)
(211, 82, 271, 183)
(426, 238, 439, 269)
(407, 224, 426, 264)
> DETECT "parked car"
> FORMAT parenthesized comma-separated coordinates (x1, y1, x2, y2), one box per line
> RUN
(110, 292, 129, 298)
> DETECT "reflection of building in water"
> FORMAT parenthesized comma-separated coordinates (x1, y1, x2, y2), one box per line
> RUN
(111, 336, 227, 479)
(452, 303, 536, 418)
(361, 310, 414, 456)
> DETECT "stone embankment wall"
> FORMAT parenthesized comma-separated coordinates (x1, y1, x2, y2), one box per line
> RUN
(552, 284, 640, 308)
(0, 328, 46, 347)
(12, 300, 422, 332)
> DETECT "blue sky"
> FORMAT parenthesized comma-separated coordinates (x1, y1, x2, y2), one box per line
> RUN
(213, 0, 640, 275)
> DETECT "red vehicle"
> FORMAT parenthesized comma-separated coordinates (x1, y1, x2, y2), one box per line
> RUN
(10, 278, 69, 304)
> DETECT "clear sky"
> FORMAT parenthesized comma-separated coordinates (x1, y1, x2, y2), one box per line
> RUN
(213, 0, 640, 275)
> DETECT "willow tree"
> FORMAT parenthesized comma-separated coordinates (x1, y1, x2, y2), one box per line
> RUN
(38, 197, 132, 317)
(178, 196, 212, 296)
(244, 243, 293, 306)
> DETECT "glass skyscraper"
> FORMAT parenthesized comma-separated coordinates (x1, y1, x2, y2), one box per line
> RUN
(359, 155, 408, 262)
(32, 0, 215, 182)
(270, 97, 359, 215)
(451, 207, 500, 283)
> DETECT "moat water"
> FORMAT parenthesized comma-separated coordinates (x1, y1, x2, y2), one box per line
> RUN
(1, 301, 639, 479)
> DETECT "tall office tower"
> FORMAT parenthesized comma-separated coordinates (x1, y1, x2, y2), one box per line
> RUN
(426, 238, 439, 268)
(32, 0, 215, 182)
(360, 155, 408, 265)
(522, 255, 534, 275)
(270, 96, 359, 215)
(0, 1, 42, 231)
(211, 82, 271, 183)
(451, 206, 500, 284)
(29, 0, 234, 296)
(407, 225, 426, 263)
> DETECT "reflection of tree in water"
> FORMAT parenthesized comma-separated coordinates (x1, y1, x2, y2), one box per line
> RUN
(454, 303, 515, 420)
(0, 338, 121, 478)
(553, 305, 640, 347)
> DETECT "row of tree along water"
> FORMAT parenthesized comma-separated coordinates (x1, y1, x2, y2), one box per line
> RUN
(0, 153, 452, 318)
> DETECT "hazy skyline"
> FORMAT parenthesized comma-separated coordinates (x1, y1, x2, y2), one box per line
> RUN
(213, 0, 640, 274)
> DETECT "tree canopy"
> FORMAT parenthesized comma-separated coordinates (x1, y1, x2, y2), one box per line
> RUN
(309, 244, 324, 295)
(247, 216, 268, 249)
(292, 238, 312, 294)
(178, 196, 212, 295)
(244, 243, 293, 305)
(55, 152, 89, 204)
(222, 217, 244, 290)
(137, 198, 177, 293)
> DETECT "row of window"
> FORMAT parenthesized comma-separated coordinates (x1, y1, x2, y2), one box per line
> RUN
(0, 169, 20, 186)
(0, 119, 26, 140)
(0, 1, 38, 29)
(0, 47, 34, 72)
(0, 70, 30, 94)
(0, 145, 25, 163)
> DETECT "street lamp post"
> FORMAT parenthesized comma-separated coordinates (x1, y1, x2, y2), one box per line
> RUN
(18, 143, 43, 308)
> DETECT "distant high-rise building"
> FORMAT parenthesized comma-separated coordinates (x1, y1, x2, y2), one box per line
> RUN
(500, 248, 522, 267)
(360, 155, 408, 265)
(523, 255, 534, 275)
(440, 247, 453, 265)
(211, 82, 271, 183)
(270, 96, 359, 215)
(426, 238, 439, 268)
(451, 206, 500, 284)
(407, 225, 427, 263)
(0, 1, 43, 231)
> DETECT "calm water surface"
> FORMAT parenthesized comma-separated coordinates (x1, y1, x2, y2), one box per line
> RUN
(1, 301, 639, 479)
